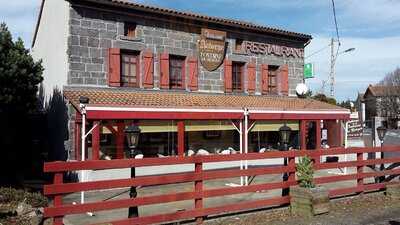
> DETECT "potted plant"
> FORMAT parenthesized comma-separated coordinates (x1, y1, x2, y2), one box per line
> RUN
(290, 156, 330, 217)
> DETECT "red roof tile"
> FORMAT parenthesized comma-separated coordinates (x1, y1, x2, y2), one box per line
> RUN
(64, 87, 348, 113)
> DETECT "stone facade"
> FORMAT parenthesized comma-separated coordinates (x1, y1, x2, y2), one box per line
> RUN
(67, 5, 305, 96)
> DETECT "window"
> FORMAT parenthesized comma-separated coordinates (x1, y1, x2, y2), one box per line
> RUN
(232, 62, 244, 91)
(268, 65, 279, 94)
(235, 39, 243, 52)
(121, 52, 139, 87)
(169, 55, 185, 89)
(124, 23, 136, 38)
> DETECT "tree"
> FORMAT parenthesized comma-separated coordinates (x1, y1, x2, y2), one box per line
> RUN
(312, 93, 337, 105)
(338, 100, 353, 110)
(377, 68, 400, 121)
(0, 23, 43, 114)
(0, 23, 44, 186)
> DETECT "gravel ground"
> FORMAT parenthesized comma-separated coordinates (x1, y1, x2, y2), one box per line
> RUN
(206, 192, 400, 225)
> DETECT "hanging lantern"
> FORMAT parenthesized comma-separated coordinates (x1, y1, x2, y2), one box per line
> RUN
(124, 125, 141, 149)
(279, 124, 292, 145)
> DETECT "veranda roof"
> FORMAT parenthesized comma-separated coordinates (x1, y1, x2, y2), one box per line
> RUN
(63, 86, 350, 120)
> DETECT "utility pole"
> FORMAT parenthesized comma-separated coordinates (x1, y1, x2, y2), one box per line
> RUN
(329, 38, 335, 97)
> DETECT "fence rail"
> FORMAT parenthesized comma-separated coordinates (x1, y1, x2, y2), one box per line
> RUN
(43, 146, 400, 225)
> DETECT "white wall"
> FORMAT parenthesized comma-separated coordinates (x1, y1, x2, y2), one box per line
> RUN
(32, 0, 70, 97)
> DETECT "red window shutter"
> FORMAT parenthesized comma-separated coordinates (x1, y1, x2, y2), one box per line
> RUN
(188, 57, 198, 91)
(108, 48, 121, 87)
(247, 62, 256, 94)
(280, 64, 289, 95)
(159, 53, 169, 89)
(261, 64, 269, 94)
(143, 51, 154, 88)
(224, 59, 232, 93)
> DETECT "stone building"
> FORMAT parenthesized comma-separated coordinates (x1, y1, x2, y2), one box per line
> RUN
(363, 84, 400, 128)
(32, 0, 349, 162)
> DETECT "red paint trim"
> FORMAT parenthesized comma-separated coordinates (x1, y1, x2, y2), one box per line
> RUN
(300, 120, 307, 150)
(53, 173, 63, 225)
(177, 121, 185, 157)
(116, 122, 125, 159)
(92, 121, 100, 160)
(87, 110, 244, 120)
(74, 122, 81, 161)
(249, 113, 349, 120)
(195, 162, 203, 224)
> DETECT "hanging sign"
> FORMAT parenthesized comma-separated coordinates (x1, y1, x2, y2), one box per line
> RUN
(304, 63, 314, 79)
(198, 28, 226, 71)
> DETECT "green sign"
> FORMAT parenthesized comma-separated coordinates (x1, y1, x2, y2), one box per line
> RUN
(304, 63, 314, 79)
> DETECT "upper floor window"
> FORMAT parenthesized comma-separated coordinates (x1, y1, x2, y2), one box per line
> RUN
(232, 62, 244, 92)
(124, 23, 136, 38)
(121, 52, 139, 87)
(169, 55, 186, 89)
(268, 65, 279, 94)
(235, 39, 243, 52)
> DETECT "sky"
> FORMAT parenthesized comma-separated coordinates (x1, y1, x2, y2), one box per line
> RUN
(1, 0, 399, 101)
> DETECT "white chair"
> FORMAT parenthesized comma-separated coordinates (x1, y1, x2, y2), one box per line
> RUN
(134, 154, 144, 159)
(187, 149, 195, 156)
(196, 149, 210, 156)
(259, 148, 267, 153)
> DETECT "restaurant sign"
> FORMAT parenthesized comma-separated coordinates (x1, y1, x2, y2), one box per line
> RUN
(198, 28, 227, 71)
(241, 41, 304, 58)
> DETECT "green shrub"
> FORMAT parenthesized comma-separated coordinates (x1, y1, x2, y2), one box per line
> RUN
(0, 188, 48, 208)
(297, 156, 315, 188)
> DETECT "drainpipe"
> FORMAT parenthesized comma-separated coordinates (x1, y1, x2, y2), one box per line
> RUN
(244, 108, 249, 186)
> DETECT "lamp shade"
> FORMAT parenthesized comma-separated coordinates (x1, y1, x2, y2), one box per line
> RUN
(125, 125, 141, 149)
(376, 126, 387, 142)
(279, 124, 292, 144)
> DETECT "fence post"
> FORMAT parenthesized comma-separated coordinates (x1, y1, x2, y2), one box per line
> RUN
(53, 172, 63, 225)
(357, 152, 364, 194)
(288, 150, 296, 182)
(195, 161, 203, 224)
(288, 150, 296, 193)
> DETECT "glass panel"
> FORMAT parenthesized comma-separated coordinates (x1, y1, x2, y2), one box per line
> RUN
(169, 56, 184, 88)
(121, 53, 138, 87)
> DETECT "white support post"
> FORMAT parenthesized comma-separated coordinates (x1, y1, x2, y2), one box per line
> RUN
(240, 121, 244, 186)
(344, 120, 348, 174)
(244, 108, 249, 186)
(80, 105, 86, 204)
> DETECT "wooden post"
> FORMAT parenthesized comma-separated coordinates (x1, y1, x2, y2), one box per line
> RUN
(300, 120, 307, 150)
(116, 122, 125, 159)
(53, 173, 63, 225)
(74, 122, 81, 161)
(92, 121, 101, 160)
(178, 121, 185, 157)
(288, 150, 296, 183)
(195, 161, 203, 224)
(357, 152, 364, 193)
(315, 120, 321, 164)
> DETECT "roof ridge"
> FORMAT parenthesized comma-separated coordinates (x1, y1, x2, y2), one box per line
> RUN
(81, 0, 312, 40)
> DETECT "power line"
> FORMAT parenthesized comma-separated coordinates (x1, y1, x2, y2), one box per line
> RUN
(305, 44, 331, 59)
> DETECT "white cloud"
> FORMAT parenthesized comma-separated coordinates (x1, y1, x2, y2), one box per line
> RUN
(305, 35, 400, 101)
(337, 0, 400, 26)
(0, 0, 40, 46)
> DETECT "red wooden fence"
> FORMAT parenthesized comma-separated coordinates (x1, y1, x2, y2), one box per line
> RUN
(43, 146, 400, 225)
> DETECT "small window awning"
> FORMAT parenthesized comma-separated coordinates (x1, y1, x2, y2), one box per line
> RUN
(64, 87, 350, 120)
